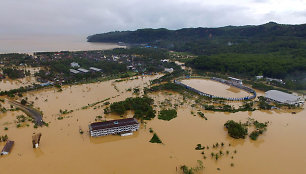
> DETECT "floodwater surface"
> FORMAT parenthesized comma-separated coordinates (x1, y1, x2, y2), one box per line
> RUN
(0, 35, 124, 54)
(181, 78, 251, 98)
(0, 75, 305, 174)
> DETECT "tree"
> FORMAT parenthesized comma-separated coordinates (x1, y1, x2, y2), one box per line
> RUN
(224, 120, 248, 139)
(21, 99, 27, 105)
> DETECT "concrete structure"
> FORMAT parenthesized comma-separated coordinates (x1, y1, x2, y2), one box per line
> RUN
(70, 69, 80, 74)
(89, 118, 139, 137)
(256, 76, 263, 80)
(77, 68, 89, 73)
(229, 77, 243, 85)
(89, 67, 102, 72)
(70, 62, 80, 68)
(1, 140, 14, 155)
(164, 68, 174, 73)
(265, 90, 304, 105)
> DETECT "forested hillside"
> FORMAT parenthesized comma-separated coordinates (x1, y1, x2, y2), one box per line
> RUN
(88, 22, 306, 89)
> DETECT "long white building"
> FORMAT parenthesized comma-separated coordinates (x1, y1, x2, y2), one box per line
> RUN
(265, 90, 304, 105)
(89, 118, 139, 137)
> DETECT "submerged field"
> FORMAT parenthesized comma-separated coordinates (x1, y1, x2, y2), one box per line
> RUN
(180, 78, 252, 98)
(0, 75, 305, 174)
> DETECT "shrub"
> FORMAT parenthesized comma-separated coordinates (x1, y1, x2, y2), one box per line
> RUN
(149, 133, 162, 144)
(158, 109, 177, 121)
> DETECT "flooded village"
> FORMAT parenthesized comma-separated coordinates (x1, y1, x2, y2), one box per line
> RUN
(0, 48, 305, 174)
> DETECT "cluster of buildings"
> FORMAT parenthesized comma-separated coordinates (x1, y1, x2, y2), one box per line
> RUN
(89, 118, 139, 137)
(69, 62, 102, 75)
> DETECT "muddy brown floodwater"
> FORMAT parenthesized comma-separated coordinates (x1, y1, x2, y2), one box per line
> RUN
(0, 75, 306, 174)
(181, 78, 251, 98)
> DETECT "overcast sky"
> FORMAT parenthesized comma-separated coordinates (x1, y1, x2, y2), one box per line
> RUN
(0, 0, 306, 35)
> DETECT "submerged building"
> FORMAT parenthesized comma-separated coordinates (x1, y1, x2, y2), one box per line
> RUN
(265, 90, 304, 105)
(1, 140, 14, 155)
(89, 118, 140, 137)
(228, 77, 243, 85)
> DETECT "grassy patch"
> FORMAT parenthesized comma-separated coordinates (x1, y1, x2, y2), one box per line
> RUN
(158, 109, 177, 121)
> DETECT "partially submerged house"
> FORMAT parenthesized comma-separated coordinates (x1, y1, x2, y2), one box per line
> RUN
(1, 140, 14, 155)
(89, 118, 139, 137)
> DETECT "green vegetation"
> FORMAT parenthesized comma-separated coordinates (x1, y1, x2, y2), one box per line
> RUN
(16, 114, 27, 123)
(3, 68, 25, 79)
(59, 109, 73, 114)
(145, 82, 185, 93)
(21, 99, 27, 105)
(195, 144, 205, 150)
(180, 160, 204, 174)
(109, 96, 155, 120)
(258, 96, 273, 110)
(158, 109, 177, 121)
(247, 118, 269, 140)
(225, 118, 269, 140)
(224, 120, 248, 139)
(57, 116, 64, 120)
(0, 134, 8, 142)
(149, 133, 162, 144)
(197, 111, 207, 120)
(203, 102, 255, 113)
(81, 98, 110, 110)
(89, 23, 306, 90)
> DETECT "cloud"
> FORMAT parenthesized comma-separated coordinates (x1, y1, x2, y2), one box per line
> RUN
(0, 0, 305, 35)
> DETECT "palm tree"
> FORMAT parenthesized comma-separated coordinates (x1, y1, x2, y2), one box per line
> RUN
(211, 152, 215, 157)
(215, 154, 219, 160)
(219, 150, 223, 155)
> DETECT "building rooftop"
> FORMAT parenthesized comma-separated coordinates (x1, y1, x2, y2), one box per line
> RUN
(265, 90, 299, 104)
(89, 118, 139, 131)
(89, 67, 101, 72)
(1, 140, 14, 155)
(78, 68, 89, 73)
(70, 69, 80, 74)
(229, 77, 242, 81)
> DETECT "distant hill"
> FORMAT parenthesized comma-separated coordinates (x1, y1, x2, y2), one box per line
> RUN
(88, 22, 306, 55)
(88, 22, 306, 88)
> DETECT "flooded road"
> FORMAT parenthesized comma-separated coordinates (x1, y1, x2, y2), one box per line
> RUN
(0, 75, 305, 174)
